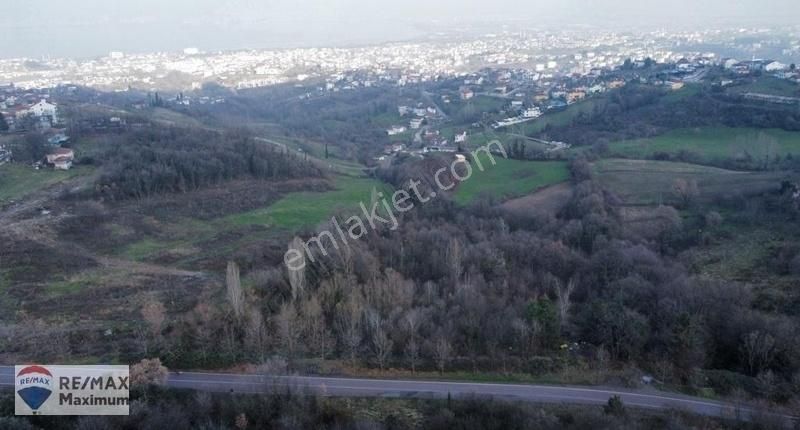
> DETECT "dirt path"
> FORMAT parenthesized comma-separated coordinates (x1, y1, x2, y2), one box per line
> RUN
(501, 182, 573, 216)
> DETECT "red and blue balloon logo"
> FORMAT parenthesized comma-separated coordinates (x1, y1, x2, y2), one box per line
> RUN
(16, 366, 53, 412)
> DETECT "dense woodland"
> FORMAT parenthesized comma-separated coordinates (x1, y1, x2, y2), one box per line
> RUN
(189, 85, 398, 165)
(86, 128, 322, 200)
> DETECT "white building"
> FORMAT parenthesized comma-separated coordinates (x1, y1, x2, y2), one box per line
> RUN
(765, 61, 788, 72)
(723, 58, 739, 69)
(523, 107, 542, 118)
(46, 148, 74, 170)
(28, 99, 58, 123)
(387, 125, 407, 136)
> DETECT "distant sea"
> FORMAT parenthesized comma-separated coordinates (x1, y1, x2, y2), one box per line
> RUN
(0, 19, 429, 59)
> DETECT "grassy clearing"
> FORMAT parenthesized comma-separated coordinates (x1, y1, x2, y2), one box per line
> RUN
(610, 127, 800, 161)
(686, 226, 783, 282)
(0, 164, 93, 202)
(45, 270, 111, 297)
(151, 107, 207, 128)
(224, 175, 392, 229)
(726, 76, 800, 97)
(660, 84, 702, 103)
(593, 158, 788, 205)
(442, 95, 508, 119)
(121, 238, 173, 261)
(453, 158, 569, 205)
(117, 217, 219, 262)
(370, 111, 407, 128)
(520, 97, 606, 135)
(258, 135, 367, 176)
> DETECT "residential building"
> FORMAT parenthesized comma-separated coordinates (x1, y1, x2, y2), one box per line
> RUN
(28, 99, 58, 123)
(387, 125, 407, 136)
(766, 61, 788, 72)
(46, 147, 74, 170)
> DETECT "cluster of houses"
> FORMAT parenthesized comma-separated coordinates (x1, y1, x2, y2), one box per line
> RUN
(0, 85, 61, 131)
(0, 132, 74, 170)
(386, 104, 440, 134)
(722, 58, 797, 78)
(0, 85, 75, 170)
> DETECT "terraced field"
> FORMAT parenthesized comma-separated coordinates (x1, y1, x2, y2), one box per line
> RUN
(593, 158, 789, 205)
(224, 175, 392, 229)
(609, 127, 800, 162)
(454, 158, 569, 205)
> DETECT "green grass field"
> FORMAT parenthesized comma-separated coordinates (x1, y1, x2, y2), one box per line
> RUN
(0, 164, 92, 202)
(453, 158, 569, 205)
(225, 175, 392, 229)
(370, 111, 407, 128)
(593, 158, 789, 205)
(610, 127, 800, 161)
(519, 97, 607, 135)
(726, 76, 800, 97)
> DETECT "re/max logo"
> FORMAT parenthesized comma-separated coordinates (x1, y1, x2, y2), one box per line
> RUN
(59, 376, 129, 390)
(17, 376, 51, 385)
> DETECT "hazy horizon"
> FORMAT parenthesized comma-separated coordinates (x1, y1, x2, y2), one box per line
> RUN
(2, 0, 800, 59)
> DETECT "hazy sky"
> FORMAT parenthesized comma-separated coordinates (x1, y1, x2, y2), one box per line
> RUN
(2, 0, 799, 58)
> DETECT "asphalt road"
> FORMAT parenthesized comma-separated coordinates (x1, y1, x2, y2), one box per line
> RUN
(0, 366, 790, 423)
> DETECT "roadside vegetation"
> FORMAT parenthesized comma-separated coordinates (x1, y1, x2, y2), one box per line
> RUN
(0, 387, 769, 430)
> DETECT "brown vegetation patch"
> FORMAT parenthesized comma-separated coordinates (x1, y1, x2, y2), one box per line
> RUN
(502, 182, 573, 217)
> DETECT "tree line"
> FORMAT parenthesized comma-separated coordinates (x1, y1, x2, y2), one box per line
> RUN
(88, 127, 322, 200)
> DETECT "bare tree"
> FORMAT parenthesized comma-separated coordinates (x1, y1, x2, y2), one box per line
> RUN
(141, 299, 166, 337)
(433, 336, 453, 374)
(287, 237, 307, 300)
(672, 178, 699, 208)
(275, 302, 302, 360)
(368, 312, 393, 371)
(445, 238, 463, 285)
(245, 306, 269, 362)
(403, 310, 422, 373)
(302, 296, 334, 359)
(188, 303, 215, 364)
(404, 337, 421, 374)
(555, 276, 576, 328)
(741, 330, 777, 375)
(335, 295, 364, 365)
(140, 299, 166, 355)
(226, 261, 245, 321)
